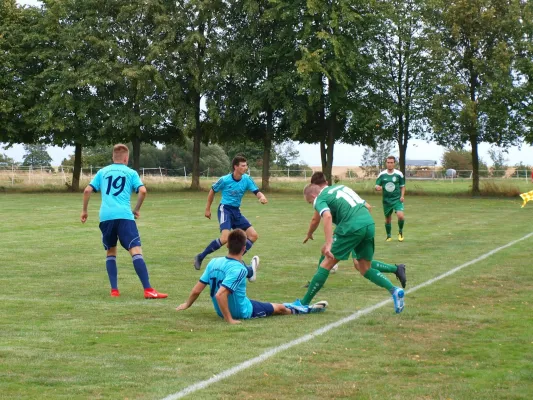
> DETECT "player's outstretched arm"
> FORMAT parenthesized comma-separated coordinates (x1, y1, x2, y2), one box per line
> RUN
(176, 282, 206, 311)
(215, 287, 241, 324)
(205, 189, 216, 219)
(304, 210, 321, 243)
(133, 186, 147, 219)
(80, 185, 93, 223)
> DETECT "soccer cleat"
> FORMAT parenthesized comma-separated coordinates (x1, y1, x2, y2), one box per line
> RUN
(110, 289, 120, 297)
(391, 288, 405, 314)
(386, 236, 392, 242)
(144, 288, 168, 299)
(193, 254, 203, 270)
(398, 233, 404, 242)
(394, 264, 407, 288)
(309, 300, 328, 313)
(283, 299, 310, 314)
(248, 255, 260, 282)
(330, 263, 339, 274)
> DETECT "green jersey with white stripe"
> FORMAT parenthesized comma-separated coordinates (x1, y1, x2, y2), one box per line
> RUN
(375, 169, 405, 207)
(313, 185, 374, 235)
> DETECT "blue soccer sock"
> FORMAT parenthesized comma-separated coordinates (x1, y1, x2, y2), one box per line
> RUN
(243, 239, 254, 255)
(106, 256, 118, 289)
(199, 239, 222, 260)
(132, 254, 151, 289)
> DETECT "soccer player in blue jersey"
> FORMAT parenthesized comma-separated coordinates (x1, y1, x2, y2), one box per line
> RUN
(178, 229, 327, 324)
(193, 155, 268, 270)
(80, 144, 167, 299)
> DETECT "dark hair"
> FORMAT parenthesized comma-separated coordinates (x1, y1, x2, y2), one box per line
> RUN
(310, 171, 327, 185)
(232, 155, 247, 171)
(386, 156, 396, 162)
(227, 229, 247, 255)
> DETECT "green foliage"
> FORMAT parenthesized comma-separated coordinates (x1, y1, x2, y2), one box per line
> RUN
(441, 148, 488, 172)
(21, 144, 52, 167)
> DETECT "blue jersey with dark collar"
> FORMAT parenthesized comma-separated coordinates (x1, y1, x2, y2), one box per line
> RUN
(212, 173, 259, 207)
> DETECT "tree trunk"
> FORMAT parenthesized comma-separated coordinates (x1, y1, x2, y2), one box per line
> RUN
(190, 91, 202, 190)
(261, 108, 273, 191)
(71, 143, 82, 192)
(470, 135, 480, 196)
(132, 136, 141, 172)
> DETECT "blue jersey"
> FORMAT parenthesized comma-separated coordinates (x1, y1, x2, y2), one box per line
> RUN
(212, 173, 259, 208)
(200, 256, 253, 319)
(89, 163, 144, 222)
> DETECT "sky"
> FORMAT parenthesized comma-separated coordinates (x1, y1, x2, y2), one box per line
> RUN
(2, 140, 533, 167)
(10, 0, 533, 167)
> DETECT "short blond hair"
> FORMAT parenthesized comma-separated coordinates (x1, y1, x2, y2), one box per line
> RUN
(112, 144, 129, 162)
(303, 183, 321, 198)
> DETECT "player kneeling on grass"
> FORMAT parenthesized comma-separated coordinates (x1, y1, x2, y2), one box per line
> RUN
(80, 144, 167, 299)
(177, 229, 328, 324)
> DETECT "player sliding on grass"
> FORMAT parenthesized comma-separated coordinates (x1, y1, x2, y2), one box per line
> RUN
(179, 229, 327, 324)
(286, 179, 405, 314)
(80, 144, 167, 299)
(193, 155, 267, 270)
(302, 172, 407, 289)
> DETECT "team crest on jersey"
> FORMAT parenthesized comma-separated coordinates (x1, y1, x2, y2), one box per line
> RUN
(385, 182, 396, 192)
(392, 177, 397, 182)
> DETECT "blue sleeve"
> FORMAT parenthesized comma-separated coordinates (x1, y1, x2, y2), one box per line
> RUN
(131, 171, 144, 193)
(199, 266, 210, 284)
(212, 176, 225, 193)
(89, 170, 102, 192)
(246, 175, 259, 194)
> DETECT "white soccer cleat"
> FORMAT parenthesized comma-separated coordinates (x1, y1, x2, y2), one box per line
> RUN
(248, 255, 260, 282)
(330, 263, 339, 274)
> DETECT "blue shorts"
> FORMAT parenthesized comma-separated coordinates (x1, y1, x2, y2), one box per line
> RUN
(249, 300, 275, 318)
(217, 204, 252, 232)
(99, 219, 141, 250)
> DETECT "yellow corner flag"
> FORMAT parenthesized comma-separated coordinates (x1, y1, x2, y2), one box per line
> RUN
(519, 190, 533, 208)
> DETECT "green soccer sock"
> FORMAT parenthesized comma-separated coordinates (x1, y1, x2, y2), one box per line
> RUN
(302, 267, 330, 305)
(385, 223, 392, 237)
(371, 260, 397, 273)
(398, 220, 404, 234)
(316, 255, 325, 273)
(364, 268, 394, 291)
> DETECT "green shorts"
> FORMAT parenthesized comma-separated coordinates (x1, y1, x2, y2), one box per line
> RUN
(383, 201, 404, 217)
(331, 224, 375, 261)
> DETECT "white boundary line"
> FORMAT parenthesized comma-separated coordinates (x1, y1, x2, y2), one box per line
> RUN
(162, 232, 533, 400)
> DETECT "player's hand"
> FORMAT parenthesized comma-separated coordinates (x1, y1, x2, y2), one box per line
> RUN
(133, 210, 140, 219)
(80, 211, 88, 223)
(176, 303, 189, 311)
(303, 234, 314, 244)
(227, 319, 241, 325)
(205, 210, 211, 219)
(321, 243, 334, 259)
(400, 196, 404, 203)
(258, 196, 268, 204)
(375, 185, 382, 191)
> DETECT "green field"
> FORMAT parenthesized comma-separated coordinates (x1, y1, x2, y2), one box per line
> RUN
(1, 191, 533, 399)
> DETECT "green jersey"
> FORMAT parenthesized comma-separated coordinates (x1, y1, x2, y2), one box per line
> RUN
(376, 169, 405, 206)
(314, 185, 374, 235)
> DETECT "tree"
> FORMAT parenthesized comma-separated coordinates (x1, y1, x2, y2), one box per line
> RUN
(290, 0, 380, 184)
(22, 144, 52, 167)
(441, 148, 488, 175)
(371, 0, 437, 174)
(427, 0, 528, 195)
(0, 152, 15, 164)
(360, 141, 396, 177)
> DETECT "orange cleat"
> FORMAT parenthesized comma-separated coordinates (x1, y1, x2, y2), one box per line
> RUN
(144, 288, 168, 299)
(111, 289, 120, 297)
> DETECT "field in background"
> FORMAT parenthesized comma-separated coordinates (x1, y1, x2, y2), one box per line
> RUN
(1, 192, 532, 399)
(1, 165, 532, 197)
